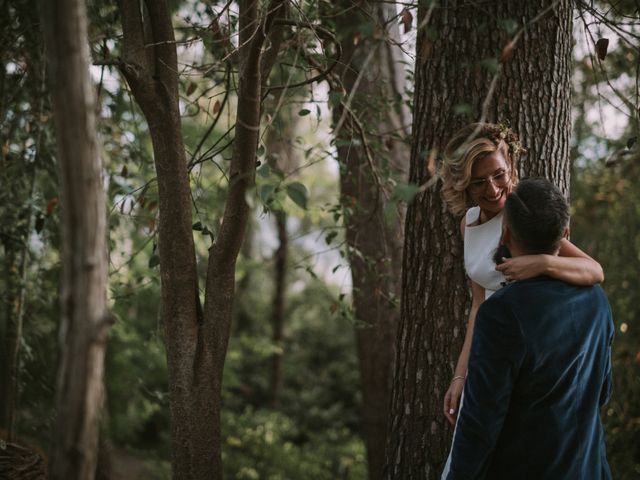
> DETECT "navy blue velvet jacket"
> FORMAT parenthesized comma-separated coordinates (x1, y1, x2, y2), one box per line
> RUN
(447, 277, 613, 480)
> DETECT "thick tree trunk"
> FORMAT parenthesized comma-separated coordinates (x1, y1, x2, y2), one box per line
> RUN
(331, 3, 411, 480)
(43, 0, 110, 477)
(384, 1, 572, 478)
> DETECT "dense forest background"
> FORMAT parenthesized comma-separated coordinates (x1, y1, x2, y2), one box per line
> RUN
(1, 0, 639, 479)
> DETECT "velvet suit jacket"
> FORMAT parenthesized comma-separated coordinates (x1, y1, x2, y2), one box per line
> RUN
(447, 276, 613, 480)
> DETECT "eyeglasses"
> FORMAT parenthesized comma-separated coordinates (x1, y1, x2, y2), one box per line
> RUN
(467, 170, 511, 193)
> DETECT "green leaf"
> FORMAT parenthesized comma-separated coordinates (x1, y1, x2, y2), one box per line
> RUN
(256, 144, 265, 157)
(257, 163, 271, 178)
(325, 231, 338, 245)
(286, 182, 309, 209)
(328, 91, 343, 108)
(425, 25, 438, 41)
(383, 199, 397, 224)
(259, 184, 276, 204)
(148, 254, 160, 268)
(393, 182, 420, 203)
(360, 21, 375, 38)
(298, 109, 311, 116)
(499, 18, 518, 34)
(480, 57, 500, 74)
(453, 103, 473, 116)
(626, 137, 637, 149)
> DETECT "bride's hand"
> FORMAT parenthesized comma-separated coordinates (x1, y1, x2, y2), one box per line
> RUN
(495, 254, 548, 282)
(443, 378, 465, 425)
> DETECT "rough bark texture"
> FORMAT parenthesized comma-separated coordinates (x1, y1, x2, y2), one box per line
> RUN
(0, 441, 48, 479)
(119, 1, 203, 477)
(332, 2, 411, 479)
(384, 1, 573, 478)
(119, 1, 285, 477)
(43, 0, 110, 478)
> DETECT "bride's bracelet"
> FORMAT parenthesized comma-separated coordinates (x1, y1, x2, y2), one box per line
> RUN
(451, 375, 465, 384)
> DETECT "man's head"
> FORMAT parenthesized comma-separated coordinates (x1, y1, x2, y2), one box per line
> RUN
(502, 177, 569, 255)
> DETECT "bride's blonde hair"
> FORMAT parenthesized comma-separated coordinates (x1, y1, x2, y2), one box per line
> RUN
(440, 123, 523, 216)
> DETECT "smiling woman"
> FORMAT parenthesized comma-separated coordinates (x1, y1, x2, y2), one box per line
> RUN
(440, 123, 521, 218)
(467, 152, 512, 223)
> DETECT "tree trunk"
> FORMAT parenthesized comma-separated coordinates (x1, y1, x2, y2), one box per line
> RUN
(264, 101, 298, 408)
(43, 0, 110, 477)
(384, 1, 572, 478)
(118, 1, 286, 477)
(331, 3, 411, 479)
(269, 210, 287, 407)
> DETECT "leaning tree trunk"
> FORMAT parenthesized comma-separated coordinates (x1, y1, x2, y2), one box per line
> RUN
(384, 1, 572, 478)
(330, 2, 411, 479)
(43, 0, 111, 477)
(118, 1, 286, 477)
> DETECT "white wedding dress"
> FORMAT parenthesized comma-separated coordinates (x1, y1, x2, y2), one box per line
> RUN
(441, 206, 506, 479)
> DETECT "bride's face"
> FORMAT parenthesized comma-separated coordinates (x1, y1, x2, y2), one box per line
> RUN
(468, 151, 512, 219)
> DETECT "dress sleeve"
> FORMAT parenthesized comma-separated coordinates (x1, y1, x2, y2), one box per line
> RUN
(446, 296, 526, 480)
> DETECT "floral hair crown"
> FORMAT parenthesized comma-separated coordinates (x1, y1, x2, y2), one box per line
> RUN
(490, 123, 526, 159)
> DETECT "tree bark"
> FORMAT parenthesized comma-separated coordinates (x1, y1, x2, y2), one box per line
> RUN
(384, 1, 572, 478)
(269, 210, 287, 407)
(119, 1, 286, 477)
(119, 2, 204, 476)
(264, 110, 297, 407)
(43, 0, 110, 477)
(331, 2, 411, 479)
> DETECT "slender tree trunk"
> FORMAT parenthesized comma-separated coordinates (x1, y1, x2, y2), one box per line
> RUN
(264, 101, 298, 408)
(269, 211, 287, 407)
(43, 0, 111, 477)
(119, 1, 286, 477)
(331, 3, 411, 479)
(384, 1, 572, 478)
(119, 1, 207, 476)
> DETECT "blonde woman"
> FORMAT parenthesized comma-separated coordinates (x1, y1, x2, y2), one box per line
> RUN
(439, 123, 603, 477)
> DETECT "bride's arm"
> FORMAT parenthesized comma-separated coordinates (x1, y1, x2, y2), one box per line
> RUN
(495, 238, 603, 285)
(444, 279, 485, 425)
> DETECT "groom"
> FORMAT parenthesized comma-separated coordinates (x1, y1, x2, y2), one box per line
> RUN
(446, 178, 613, 479)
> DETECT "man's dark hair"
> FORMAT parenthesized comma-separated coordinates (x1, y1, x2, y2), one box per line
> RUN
(504, 177, 569, 254)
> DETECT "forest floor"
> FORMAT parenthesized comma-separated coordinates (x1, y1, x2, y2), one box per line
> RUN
(111, 446, 166, 479)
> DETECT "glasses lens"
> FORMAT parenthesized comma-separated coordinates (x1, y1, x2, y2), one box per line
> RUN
(468, 172, 509, 192)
